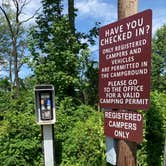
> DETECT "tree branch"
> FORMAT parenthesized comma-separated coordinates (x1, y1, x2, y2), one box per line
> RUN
(0, 6, 14, 40)
(19, 7, 41, 25)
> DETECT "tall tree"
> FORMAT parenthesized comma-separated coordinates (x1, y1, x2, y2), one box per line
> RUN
(29, 0, 100, 102)
(0, 0, 38, 96)
(29, 0, 80, 99)
(152, 24, 166, 92)
(0, 6, 13, 88)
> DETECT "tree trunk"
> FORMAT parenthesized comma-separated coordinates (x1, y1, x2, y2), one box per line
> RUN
(118, 0, 138, 20)
(68, 0, 75, 34)
(117, 140, 137, 166)
(117, 0, 138, 166)
(9, 54, 13, 92)
(13, 39, 19, 96)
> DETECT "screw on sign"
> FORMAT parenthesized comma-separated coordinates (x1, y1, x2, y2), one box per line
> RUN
(99, 9, 152, 110)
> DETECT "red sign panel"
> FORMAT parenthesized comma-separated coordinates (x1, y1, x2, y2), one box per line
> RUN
(104, 110, 143, 143)
(99, 9, 152, 110)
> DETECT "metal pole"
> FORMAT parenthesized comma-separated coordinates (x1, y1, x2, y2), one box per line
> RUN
(117, 1, 138, 166)
(42, 124, 55, 166)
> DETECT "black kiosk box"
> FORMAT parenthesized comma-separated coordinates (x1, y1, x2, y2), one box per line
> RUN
(34, 85, 56, 125)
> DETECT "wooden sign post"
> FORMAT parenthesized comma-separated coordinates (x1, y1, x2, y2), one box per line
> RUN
(99, 0, 152, 165)
(118, 1, 143, 165)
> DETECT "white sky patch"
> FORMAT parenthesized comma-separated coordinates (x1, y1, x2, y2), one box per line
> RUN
(152, 9, 166, 35)
(90, 44, 99, 59)
(0, 69, 7, 78)
(20, 0, 42, 25)
(19, 64, 33, 79)
(75, 0, 117, 24)
(0, 0, 41, 25)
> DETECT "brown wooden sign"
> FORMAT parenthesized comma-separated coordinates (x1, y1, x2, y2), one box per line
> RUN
(104, 110, 143, 143)
(99, 9, 152, 110)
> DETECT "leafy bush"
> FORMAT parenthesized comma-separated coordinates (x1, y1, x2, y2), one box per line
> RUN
(137, 91, 166, 166)
(0, 91, 42, 166)
(0, 112, 42, 166)
(1, 90, 165, 166)
(54, 97, 107, 165)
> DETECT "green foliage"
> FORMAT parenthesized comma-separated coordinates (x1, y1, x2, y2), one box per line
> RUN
(1, 1, 101, 164)
(79, 48, 98, 106)
(137, 24, 166, 166)
(137, 92, 166, 166)
(54, 98, 106, 165)
(0, 78, 10, 92)
(0, 13, 12, 67)
(0, 91, 42, 166)
(61, 114, 105, 165)
(28, 0, 99, 103)
(152, 24, 166, 91)
(28, 0, 81, 99)
(0, 91, 11, 113)
(1, 1, 166, 166)
(0, 84, 166, 166)
(0, 112, 42, 166)
(0, 2, 30, 95)
(0, 92, 107, 166)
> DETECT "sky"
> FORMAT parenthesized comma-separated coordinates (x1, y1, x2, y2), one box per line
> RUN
(24, 0, 166, 54)
(1, 0, 166, 78)
(2, 0, 165, 34)
(21, 0, 166, 34)
(75, 0, 166, 60)
(75, 0, 166, 33)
